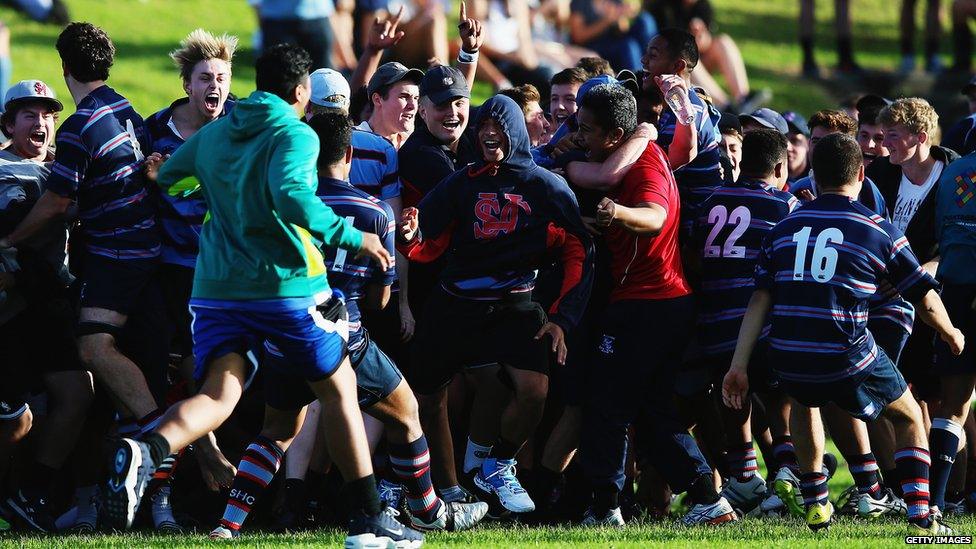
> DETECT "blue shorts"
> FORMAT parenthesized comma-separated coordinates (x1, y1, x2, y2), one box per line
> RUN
(189, 294, 348, 382)
(264, 334, 403, 411)
(935, 283, 976, 376)
(867, 318, 911, 367)
(778, 347, 908, 421)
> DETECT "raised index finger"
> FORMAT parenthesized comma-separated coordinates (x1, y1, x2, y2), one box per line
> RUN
(390, 5, 404, 27)
(459, 0, 467, 22)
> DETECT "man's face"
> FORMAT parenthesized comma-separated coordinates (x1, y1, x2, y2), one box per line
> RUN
(185, 58, 231, 120)
(6, 102, 57, 160)
(549, 83, 579, 127)
(421, 96, 469, 144)
(478, 117, 508, 163)
(721, 133, 742, 179)
(524, 100, 550, 147)
(375, 81, 419, 134)
(787, 132, 809, 175)
(575, 106, 618, 162)
(641, 36, 677, 78)
(294, 75, 311, 115)
(857, 123, 888, 167)
(882, 124, 922, 166)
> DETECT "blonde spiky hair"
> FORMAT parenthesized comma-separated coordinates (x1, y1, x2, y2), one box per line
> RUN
(170, 29, 238, 82)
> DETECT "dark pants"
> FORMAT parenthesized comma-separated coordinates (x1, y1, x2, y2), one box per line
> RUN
(261, 17, 333, 70)
(580, 295, 711, 496)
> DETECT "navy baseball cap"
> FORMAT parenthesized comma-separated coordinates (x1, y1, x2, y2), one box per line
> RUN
(576, 75, 617, 103)
(420, 65, 469, 105)
(366, 62, 424, 99)
(719, 111, 742, 135)
(781, 111, 809, 136)
(740, 108, 789, 135)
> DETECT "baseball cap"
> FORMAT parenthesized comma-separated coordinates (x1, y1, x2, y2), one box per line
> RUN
(309, 68, 350, 110)
(781, 111, 809, 136)
(576, 75, 618, 103)
(367, 62, 424, 100)
(3, 80, 63, 113)
(962, 76, 976, 96)
(740, 107, 789, 135)
(718, 111, 742, 135)
(420, 65, 469, 105)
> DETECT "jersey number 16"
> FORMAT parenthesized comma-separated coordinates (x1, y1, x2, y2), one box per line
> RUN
(791, 226, 843, 283)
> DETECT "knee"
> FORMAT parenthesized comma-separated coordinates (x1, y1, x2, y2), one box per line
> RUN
(515, 378, 548, 411)
(2, 408, 33, 444)
(77, 334, 116, 370)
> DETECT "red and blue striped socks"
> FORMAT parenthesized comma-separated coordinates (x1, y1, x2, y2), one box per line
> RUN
(389, 436, 443, 524)
(219, 436, 284, 532)
(895, 446, 932, 526)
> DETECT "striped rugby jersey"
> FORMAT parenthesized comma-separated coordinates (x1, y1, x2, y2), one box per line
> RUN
(656, 88, 724, 232)
(316, 177, 397, 351)
(146, 97, 234, 268)
(351, 125, 401, 200)
(755, 193, 937, 383)
(46, 85, 159, 260)
(694, 179, 798, 356)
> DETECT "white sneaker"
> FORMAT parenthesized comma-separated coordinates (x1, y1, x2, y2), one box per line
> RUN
(772, 467, 804, 518)
(680, 497, 738, 526)
(747, 493, 787, 517)
(719, 475, 766, 511)
(857, 488, 907, 519)
(209, 525, 238, 539)
(409, 500, 488, 532)
(580, 506, 625, 527)
(474, 458, 535, 513)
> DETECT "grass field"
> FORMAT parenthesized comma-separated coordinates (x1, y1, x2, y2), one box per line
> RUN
(0, 0, 972, 546)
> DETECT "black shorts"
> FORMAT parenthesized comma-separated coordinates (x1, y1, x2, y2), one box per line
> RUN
(674, 343, 776, 397)
(77, 254, 158, 315)
(408, 288, 549, 395)
(159, 263, 194, 358)
(935, 283, 976, 377)
(898, 321, 940, 400)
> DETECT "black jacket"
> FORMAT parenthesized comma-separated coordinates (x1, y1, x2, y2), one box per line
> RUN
(866, 145, 960, 263)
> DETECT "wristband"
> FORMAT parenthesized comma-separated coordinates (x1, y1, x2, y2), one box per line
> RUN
(457, 49, 479, 64)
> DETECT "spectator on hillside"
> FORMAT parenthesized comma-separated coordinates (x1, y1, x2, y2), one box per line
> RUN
(951, 0, 976, 72)
(569, 0, 658, 72)
(500, 84, 552, 146)
(799, 0, 859, 77)
(899, 0, 943, 73)
(258, 0, 335, 70)
(943, 77, 976, 156)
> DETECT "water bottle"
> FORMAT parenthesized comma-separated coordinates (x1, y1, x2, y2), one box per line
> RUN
(666, 87, 694, 126)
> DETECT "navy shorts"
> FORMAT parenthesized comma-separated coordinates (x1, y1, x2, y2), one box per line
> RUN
(779, 347, 908, 421)
(264, 334, 403, 411)
(189, 294, 348, 382)
(674, 343, 776, 398)
(159, 263, 194, 358)
(935, 283, 976, 376)
(867, 318, 911, 367)
(77, 254, 158, 314)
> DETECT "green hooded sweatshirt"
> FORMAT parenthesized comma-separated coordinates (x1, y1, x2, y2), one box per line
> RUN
(157, 91, 362, 301)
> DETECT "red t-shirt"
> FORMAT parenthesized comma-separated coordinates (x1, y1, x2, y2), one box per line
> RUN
(606, 142, 691, 302)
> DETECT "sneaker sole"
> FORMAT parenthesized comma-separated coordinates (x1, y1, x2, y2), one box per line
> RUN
(103, 439, 142, 530)
(773, 479, 804, 518)
(344, 533, 423, 549)
(5, 497, 49, 532)
(708, 512, 738, 526)
(466, 475, 511, 518)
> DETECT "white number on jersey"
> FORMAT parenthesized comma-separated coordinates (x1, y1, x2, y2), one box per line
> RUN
(703, 205, 751, 258)
(791, 226, 843, 282)
(331, 216, 357, 272)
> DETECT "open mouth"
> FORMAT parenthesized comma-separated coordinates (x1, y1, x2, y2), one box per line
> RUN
(482, 139, 502, 152)
(401, 113, 415, 123)
(554, 114, 568, 126)
(28, 129, 46, 148)
(204, 92, 220, 111)
(863, 152, 877, 161)
(441, 118, 462, 131)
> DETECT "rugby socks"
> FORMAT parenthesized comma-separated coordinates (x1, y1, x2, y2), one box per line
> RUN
(883, 468, 903, 497)
(849, 453, 883, 500)
(772, 435, 799, 473)
(218, 437, 283, 532)
(895, 446, 932, 526)
(725, 442, 758, 481)
(532, 466, 563, 507)
(439, 485, 467, 503)
(389, 436, 443, 523)
(593, 485, 619, 515)
(464, 438, 493, 474)
(74, 485, 98, 527)
(799, 472, 829, 508)
(341, 474, 383, 517)
(22, 461, 56, 495)
(929, 418, 964, 511)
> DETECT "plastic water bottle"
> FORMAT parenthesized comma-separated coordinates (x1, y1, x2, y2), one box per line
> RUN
(666, 87, 694, 126)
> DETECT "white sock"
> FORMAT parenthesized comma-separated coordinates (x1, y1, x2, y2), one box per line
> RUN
(464, 438, 492, 474)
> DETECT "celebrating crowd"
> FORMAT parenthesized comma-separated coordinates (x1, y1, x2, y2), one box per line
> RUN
(1, 1, 976, 547)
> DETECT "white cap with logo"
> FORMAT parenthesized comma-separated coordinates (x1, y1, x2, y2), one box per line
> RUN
(309, 68, 350, 110)
(3, 80, 63, 113)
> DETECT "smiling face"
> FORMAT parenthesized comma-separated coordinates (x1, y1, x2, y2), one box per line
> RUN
(857, 123, 888, 167)
(549, 83, 579, 127)
(5, 101, 57, 161)
(641, 35, 678, 78)
(524, 100, 550, 147)
(787, 132, 809, 176)
(374, 81, 420, 135)
(185, 58, 231, 120)
(721, 132, 742, 179)
(421, 96, 469, 144)
(478, 117, 508, 162)
(575, 105, 619, 162)
(882, 123, 924, 166)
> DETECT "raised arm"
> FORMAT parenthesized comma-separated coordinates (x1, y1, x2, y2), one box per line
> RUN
(350, 7, 406, 94)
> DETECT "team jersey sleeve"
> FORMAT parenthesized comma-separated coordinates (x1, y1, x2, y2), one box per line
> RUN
(883, 226, 938, 303)
(373, 200, 398, 286)
(268, 126, 362, 251)
(627, 153, 672, 210)
(544, 178, 594, 332)
(399, 170, 459, 262)
(378, 143, 401, 200)
(45, 116, 89, 199)
(753, 232, 776, 291)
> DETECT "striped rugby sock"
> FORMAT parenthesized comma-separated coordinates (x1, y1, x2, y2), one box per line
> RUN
(895, 446, 932, 526)
(725, 442, 758, 481)
(772, 435, 799, 473)
(799, 472, 828, 507)
(219, 436, 284, 532)
(389, 436, 443, 523)
(849, 453, 882, 499)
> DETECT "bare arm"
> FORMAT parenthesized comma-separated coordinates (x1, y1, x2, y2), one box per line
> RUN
(569, 10, 619, 44)
(0, 190, 72, 248)
(350, 7, 406, 94)
(457, 0, 485, 91)
(668, 114, 697, 169)
(568, 124, 655, 190)
(363, 282, 392, 311)
(915, 288, 965, 355)
(722, 289, 773, 409)
(596, 198, 667, 235)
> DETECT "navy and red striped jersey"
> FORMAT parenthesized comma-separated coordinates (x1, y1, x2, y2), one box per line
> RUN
(351, 125, 400, 200)
(45, 85, 159, 260)
(400, 95, 593, 331)
(606, 141, 692, 302)
(694, 179, 798, 356)
(316, 177, 397, 351)
(755, 193, 937, 383)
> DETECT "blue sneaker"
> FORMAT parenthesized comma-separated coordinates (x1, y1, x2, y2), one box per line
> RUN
(474, 458, 535, 514)
(378, 479, 404, 511)
(102, 438, 155, 530)
(345, 505, 424, 549)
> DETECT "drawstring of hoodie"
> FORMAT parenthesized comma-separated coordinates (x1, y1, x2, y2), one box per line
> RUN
(468, 162, 500, 177)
